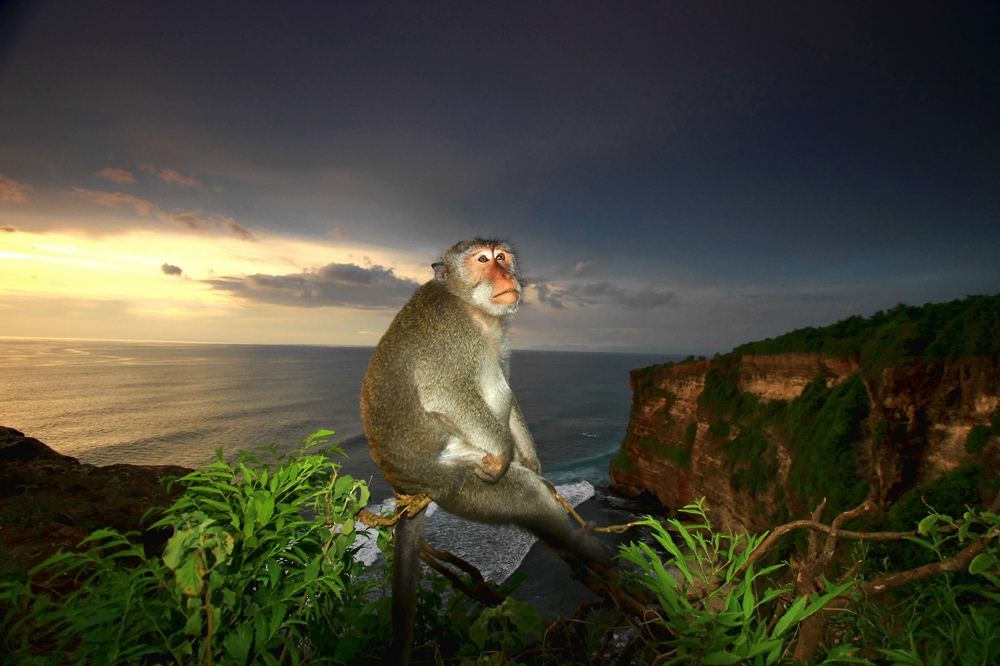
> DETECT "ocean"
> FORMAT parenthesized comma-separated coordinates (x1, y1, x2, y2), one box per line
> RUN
(0, 338, 672, 615)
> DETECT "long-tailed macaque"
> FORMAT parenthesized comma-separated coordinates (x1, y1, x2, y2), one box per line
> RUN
(361, 239, 611, 665)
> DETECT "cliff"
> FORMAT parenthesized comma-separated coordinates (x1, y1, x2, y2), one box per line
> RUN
(609, 354, 1000, 534)
(0, 426, 192, 576)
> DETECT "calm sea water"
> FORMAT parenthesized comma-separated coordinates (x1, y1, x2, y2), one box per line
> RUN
(0, 338, 672, 615)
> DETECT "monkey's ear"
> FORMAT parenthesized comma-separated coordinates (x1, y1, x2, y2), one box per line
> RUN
(432, 261, 449, 282)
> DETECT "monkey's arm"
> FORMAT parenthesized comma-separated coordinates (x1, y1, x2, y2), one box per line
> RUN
(509, 399, 541, 474)
(418, 376, 517, 482)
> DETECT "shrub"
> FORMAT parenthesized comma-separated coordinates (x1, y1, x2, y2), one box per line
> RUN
(0, 431, 381, 665)
(967, 424, 993, 455)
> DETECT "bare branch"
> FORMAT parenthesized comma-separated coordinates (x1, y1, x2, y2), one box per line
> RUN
(861, 527, 998, 599)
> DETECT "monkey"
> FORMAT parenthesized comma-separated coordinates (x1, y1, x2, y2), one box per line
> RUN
(360, 239, 612, 665)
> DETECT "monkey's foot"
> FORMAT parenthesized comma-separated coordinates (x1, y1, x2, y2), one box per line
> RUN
(550, 487, 644, 534)
(359, 493, 433, 527)
(473, 452, 508, 482)
(394, 493, 433, 518)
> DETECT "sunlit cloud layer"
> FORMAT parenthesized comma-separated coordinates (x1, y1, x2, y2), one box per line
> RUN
(0, 225, 436, 345)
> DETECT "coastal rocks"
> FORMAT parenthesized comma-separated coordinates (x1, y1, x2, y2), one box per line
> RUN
(609, 355, 1000, 534)
(0, 426, 191, 575)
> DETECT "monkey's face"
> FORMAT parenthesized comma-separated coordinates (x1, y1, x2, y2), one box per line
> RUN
(464, 244, 521, 315)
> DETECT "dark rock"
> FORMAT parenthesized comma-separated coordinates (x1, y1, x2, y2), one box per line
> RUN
(0, 426, 193, 577)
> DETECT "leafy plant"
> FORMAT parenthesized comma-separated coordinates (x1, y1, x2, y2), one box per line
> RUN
(0, 430, 381, 665)
(618, 499, 855, 665)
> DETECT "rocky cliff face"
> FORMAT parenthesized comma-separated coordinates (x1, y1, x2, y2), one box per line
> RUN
(609, 354, 1000, 534)
(0, 426, 191, 575)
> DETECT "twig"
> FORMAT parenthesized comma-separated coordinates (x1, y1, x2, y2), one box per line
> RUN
(419, 539, 505, 606)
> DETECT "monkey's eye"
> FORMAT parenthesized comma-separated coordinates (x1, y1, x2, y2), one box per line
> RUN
(496, 253, 505, 261)
(478, 255, 489, 263)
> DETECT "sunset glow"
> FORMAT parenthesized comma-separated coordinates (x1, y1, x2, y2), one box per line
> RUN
(1, 3, 996, 353)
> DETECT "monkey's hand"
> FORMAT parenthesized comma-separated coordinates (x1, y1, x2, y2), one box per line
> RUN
(473, 452, 509, 483)
(519, 454, 542, 474)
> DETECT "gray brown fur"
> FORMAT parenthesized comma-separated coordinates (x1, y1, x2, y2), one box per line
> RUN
(360, 239, 611, 665)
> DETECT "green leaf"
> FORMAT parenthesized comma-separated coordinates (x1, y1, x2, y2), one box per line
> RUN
(505, 599, 545, 636)
(469, 616, 487, 648)
(268, 558, 281, 588)
(175, 553, 206, 597)
(254, 613, 270, 653)
(334, 474, 354, 496)
(703, 651, 743, 665)
(958, 517, 972, 542)
(970, 553, 998, 575)
(162, 529, 191, 570)
(742, 564, 756, 620)
(773, 595, 808, 637)
(333, 635, 363, 663)
(304, 556, 321, 584)
(256, 494, 275, 526)
(183, 609, 203, 636)
(747, 638, 783, 658)
(901, 535, 935, 550)
(917, 514, 938, 535)
(242, 515, 254, 539)
(269, 603, 287, 640)
(223, 624, 253, 663)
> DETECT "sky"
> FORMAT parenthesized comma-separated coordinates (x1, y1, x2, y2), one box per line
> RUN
(0, 1, 997, 355)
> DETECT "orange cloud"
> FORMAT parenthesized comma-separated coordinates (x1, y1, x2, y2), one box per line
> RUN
(327, 228, 349, 241)
(159, 168, 203, 188)
(0, 173, 30, 202)
(220, 217, 255, 241)
(71, 187, 160, 216)
(97, 168, 135, 184)
(139, 163, 203, 189)
(71, 187, 255, 241)
(167, 211, 212, 231)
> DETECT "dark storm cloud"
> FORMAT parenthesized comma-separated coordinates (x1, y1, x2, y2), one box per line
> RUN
(160, 263, 182, 276)
(204, 263, 420, 309)
(532, 280, 675, 310)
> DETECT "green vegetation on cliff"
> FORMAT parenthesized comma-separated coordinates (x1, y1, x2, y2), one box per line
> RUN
(698, 363, 871, 522)
(731, 293, 1000, 376)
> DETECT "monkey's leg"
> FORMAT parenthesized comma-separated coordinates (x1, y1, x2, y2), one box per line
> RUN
(438, 464, 614, 569)
(389, 505, 427, 666)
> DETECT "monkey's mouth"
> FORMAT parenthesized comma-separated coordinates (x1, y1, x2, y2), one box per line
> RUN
(491, 289, 520, 304)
